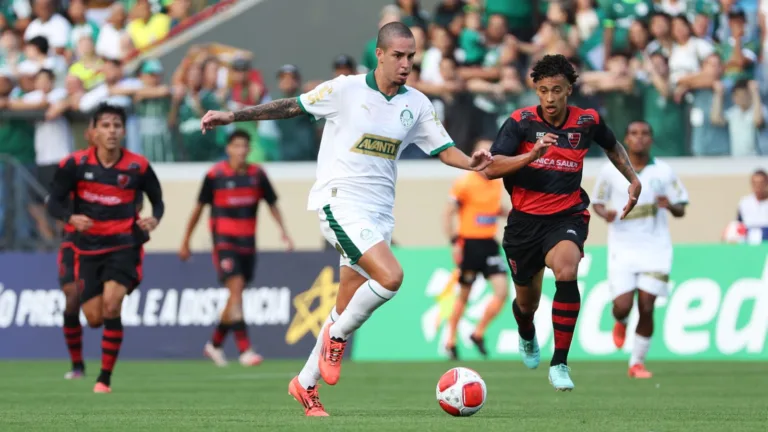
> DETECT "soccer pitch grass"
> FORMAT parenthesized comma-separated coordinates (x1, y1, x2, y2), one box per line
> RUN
(2, 360, 765, 431)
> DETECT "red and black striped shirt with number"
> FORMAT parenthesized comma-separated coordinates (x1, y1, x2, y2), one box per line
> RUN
(490, 105, 617, 216)
(47, 147, 164, 254)
(198, 161, 278, 253)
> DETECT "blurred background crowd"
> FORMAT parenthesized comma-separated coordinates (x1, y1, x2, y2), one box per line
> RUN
(2, 0, 768, 250)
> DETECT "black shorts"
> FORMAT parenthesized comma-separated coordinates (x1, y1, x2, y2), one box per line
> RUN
(502, 212, 589, 286)
(458, 238, 506, 285)
(214, 249, 256, 284)
(58, 243, 76, 287)
(76, 246, 144, 303)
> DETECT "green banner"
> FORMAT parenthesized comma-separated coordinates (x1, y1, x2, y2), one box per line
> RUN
(351, 245, 768, 361)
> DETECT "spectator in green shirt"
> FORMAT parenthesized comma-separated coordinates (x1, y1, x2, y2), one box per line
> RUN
(0, 70, 36, 249)
(274, 64, 317, 161)
(637, 52, 687, 156)
(716, 6, 759, 86)
(602, 0, 655, 67)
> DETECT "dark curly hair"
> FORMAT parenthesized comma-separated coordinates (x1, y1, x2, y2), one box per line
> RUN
(530, 54, 579, 85)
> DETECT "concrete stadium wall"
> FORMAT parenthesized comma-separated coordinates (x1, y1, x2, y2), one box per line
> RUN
(144, 158, 764, 252)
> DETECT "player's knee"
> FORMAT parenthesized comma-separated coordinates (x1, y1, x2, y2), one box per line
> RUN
(102, 300, 122, 319)
(378, 267, 404, 292)
(515, 299, 539, 315)
(84, 311, 103, 328)
(553, 263, 579, 281)
(638, 300, 655, 317)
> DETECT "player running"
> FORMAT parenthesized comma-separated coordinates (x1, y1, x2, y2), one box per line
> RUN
(591, 121, 688, 379)
(443, 138, 508, 360)
(482, 54, 641, 391)
(47, 103, 164, 393)
(179, 130, 294, 367)
(200, 22, 493, 416)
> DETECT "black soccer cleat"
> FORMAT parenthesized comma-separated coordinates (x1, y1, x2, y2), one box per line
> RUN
(470, 334, 488, 358)
(446, 345, 459, 361)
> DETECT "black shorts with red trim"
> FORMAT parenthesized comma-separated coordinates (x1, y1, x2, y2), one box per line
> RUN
(213, 248, 256, 284)
(458, 238, 506, 285)
(58, 243, 76, 287)
(502, 211, 589, 286)
(76, 245, 144, 303)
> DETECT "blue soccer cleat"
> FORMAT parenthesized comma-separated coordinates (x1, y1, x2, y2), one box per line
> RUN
(548, 364, 575, 391)
(519, 335, 540, 369)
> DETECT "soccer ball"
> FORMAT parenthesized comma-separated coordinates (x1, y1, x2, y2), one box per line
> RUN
(435, 367, 487, 417)
(722, 221, 747, 243)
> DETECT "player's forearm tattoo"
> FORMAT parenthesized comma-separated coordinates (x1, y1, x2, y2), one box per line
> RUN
(232, 98, 303, 122)
(605, 141, 638, 183)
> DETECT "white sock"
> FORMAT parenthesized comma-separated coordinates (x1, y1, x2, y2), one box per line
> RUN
(329, 280, 396, 340)
(297, 307, 339, 389)
(629, 334, 651, 367)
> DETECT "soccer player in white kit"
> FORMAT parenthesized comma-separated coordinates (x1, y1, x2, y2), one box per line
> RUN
(591, 121, 688, 379)
(200, 22, 493, 416)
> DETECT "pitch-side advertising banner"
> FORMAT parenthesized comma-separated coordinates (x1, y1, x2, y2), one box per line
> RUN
(0, 251, 342, 359)
(352, 245, 768, 361)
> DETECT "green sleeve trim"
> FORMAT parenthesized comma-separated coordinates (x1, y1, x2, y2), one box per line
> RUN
(430, 142, 455, 156)
(296, 96, 317, 123)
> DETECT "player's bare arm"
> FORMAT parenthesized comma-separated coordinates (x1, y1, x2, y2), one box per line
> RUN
(438, 146, 493, 171)
(201, 98, 303, 132)
(484, 133, 556, 179)
(592, 203, 617, 223)
(268, 204, 294, 251)
(656, 196, 686, 218)
(179, 203, 205, 261)
(603, 141, 642, 220)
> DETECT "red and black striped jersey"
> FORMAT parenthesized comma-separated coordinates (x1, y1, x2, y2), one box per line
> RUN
(47, 147, 164, 255)
(490, 105, 617, 217)
(198, 161, 278, 253)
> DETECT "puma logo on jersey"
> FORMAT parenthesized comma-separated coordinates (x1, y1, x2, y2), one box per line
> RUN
(351, 134, 402, 160)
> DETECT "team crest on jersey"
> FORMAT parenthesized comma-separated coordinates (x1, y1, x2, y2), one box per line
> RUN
(117, 174, 130, 188)
(567, 132, 581, 148)
(576, 114, 595, 127)
(400, 109, 414, 128)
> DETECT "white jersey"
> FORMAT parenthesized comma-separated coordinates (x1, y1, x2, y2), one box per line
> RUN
(592, 158, 688, 272)
(298, 72, 454, 213)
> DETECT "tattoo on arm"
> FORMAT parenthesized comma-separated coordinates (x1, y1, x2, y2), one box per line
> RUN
(233, 98, 303, 122)
(604, 141, 638, 183)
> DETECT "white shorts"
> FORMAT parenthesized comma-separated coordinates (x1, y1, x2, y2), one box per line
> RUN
(608, 268, 670, 299)
(318, 200, 394, 278)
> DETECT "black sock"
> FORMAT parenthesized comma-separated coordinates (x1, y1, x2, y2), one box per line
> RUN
(231, 320, 251, 354)
(63, 312, 84, 371)
(98, 317, 123, 386)
(512, 299, 536, 341)
(551, 280, 580, 366)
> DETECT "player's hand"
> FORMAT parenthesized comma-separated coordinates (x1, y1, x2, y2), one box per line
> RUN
(69, 214, 93, 232)
(656, 195, 670, 209)
(282, 233, 294, 252)
(200, 110, 235, 134)
(603, 209, 617, 223)
(137, 217, 159, 232)
(621, 180, 642, 220)
(452, 242, 463, 266)
(469, 149, 493, 171)
(532, 133, 557, 159)
(179, 243, 191, 262)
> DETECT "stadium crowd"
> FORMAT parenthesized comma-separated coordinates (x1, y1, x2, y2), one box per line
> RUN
(1, 0, 768, 250)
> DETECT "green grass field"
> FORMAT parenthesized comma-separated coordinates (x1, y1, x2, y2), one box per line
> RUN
(1, 360, 765, 431)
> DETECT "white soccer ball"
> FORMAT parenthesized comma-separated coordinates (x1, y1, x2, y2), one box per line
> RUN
(435, 367, 487, 417)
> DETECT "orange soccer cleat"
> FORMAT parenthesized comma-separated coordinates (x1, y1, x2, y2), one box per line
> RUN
(93, 382, 111, 393)
(612, 321, 627, 349)
(318, 325, 346, 385)
(628, 364, 653, 379)
(288, 376, 329, 417)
